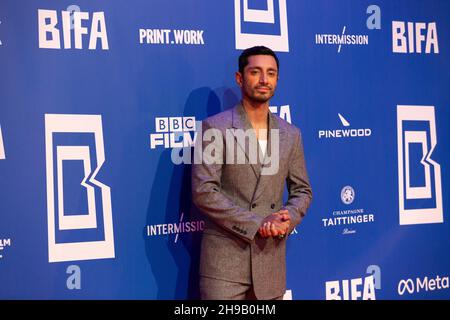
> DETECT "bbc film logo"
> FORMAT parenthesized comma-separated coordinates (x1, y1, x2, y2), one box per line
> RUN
(235, 0, 289, 52)
(0, 238, 12, 259)
(150, 116, 196, 149)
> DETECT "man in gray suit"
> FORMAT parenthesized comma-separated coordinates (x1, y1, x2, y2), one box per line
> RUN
(192, 46, 312, 300)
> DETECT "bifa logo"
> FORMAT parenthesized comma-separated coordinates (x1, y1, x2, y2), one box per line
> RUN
(0, 238, 12, 259)
(150, 116, 196, 149)
(397, 105, 443, 225)
(392, 21, 439, 54)
(325, 265, 381, 300)
(318, 113, 372, 139)
(38, 8, 109, 49)
(45, 114, 114, 262)
(269, 105, 291, 124)
(234, 0, 289, 52)
(0, 125, 5, 160)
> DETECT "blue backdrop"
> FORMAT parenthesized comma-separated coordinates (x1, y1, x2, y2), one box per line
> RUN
(0, 0, 449, 299)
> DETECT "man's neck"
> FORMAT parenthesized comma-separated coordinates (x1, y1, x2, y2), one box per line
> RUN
(241, 98, 269, 126)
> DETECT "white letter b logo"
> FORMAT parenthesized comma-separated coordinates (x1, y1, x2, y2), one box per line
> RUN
(397, 105, 443, 225)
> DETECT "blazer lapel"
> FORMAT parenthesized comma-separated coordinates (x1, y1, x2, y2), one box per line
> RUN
(251, 111, 286, 204)
(230, 103, 287, 204)
(231, 103, 261, 178)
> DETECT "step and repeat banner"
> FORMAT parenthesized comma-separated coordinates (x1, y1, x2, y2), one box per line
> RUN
(0, 0, 449, 299)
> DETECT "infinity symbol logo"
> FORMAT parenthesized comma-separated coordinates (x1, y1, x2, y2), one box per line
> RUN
(398, 279, 415, 295)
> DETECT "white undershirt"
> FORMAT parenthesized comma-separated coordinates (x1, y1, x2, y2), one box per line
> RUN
(258, 139, 267, 158)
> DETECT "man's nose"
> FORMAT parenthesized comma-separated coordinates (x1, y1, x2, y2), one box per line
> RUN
(259, 73, 268, 84)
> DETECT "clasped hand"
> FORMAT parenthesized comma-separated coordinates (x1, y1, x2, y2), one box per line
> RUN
(258, 209, 291, 238)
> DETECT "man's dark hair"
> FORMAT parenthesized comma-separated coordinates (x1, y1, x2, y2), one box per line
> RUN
(238, 46, 279, 74)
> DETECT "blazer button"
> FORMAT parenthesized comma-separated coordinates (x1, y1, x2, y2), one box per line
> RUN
(271, 203, 275, 209)
(251, 203, 256, 209)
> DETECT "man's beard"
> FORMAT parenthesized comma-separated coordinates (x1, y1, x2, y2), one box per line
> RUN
(245, 86, 275, 103)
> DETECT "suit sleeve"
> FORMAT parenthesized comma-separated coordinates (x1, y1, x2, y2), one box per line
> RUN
(284, 128, 313, 235)
(191, 120, 263, 243)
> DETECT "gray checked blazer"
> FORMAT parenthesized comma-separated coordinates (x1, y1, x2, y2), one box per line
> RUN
(192, 103, 312, 300)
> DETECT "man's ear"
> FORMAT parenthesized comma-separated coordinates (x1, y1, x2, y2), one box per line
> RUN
(235, 71, 243, 87)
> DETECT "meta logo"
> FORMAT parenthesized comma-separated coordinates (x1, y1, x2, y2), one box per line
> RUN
(150, 116, 196, 149)
(0, 238, 12, 259)
(235, 0, 289, 52)
(45, 114, 115, 262)
(398, 275, 449, 296)
(397, 105, 442, 225)
(0, 125, 5, 160)
(38, 8, 109, 49)
(392, 21, 439, 54)
(318, 113, 372, 139)
(326, 265, 381, 300)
